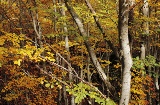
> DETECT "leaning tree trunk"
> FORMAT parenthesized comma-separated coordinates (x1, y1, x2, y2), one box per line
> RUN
(118, 0, 133, 105)
(85, 0, 119, 58)
(64, 0, 116, 94)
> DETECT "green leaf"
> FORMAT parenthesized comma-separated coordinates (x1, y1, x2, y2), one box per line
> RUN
(45, 83, 50, 88)
(51, 84, 54, 88)
(106, 98, 116, 105)
(40, 80, 44, 85)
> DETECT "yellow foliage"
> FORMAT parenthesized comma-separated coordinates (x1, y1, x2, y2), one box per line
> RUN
(3, 93, 20, 101)
(130, 66, 156, 105)
(14, 59, 22, 66)
(0, 38, 5, 45)
(113, 63, 121, 69)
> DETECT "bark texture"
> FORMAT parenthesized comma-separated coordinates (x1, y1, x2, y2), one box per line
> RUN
(64, 1, 116, 94)
(118, 0, 133, 104)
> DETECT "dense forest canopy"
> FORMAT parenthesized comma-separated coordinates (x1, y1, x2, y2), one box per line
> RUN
(0, 0, 160, 105)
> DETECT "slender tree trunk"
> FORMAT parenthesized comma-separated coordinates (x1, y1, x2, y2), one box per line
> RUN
(32, 1, 47, 74)
(128, 0, 135, 55)
(64, 0, 116, 94)
(61, 2, 75, 105)
(155, 66, 160, 104)
(142, 0, 152, 104)
(142, 0, 150, 56)
(32, 0, 43, 48)
(142, 0, 149, 35)
(140, 42, 148, 103)
(140, 42, 145, 59)
(153, 33, 159, 104)
(118, 0, 133, 104)
(85, 0, 119, 58)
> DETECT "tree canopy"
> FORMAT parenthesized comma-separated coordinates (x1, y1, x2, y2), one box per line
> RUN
(0, 0, 160, 105)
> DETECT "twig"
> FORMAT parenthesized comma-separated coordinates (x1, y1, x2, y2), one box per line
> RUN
(36, 65, 70, 87)
(38, 56, 110, 99)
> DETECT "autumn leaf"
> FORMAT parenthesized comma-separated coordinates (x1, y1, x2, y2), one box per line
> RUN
(40, 80, 44, 84)
(114, 63, 121, 69)
(45, 83, 50, 88)
(14, 59, 22, 66)
(0, 62, 2, 67)
(0, 39, 5, 45)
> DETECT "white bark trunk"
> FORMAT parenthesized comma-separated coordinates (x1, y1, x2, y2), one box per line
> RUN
(143, 0, 149, 35)
(155, 74, 159, 90)
(119, 0, 133, 105)
(119, 26, 132, 105)
(140, 43, 145, 59)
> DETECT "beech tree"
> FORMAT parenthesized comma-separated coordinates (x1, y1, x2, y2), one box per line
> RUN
(118, 0, 133, 104)
(0, 0, 159, 105)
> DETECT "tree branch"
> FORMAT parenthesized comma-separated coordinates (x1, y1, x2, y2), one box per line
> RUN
(85, 0, 119, 58)
(64, 0, 116, 95)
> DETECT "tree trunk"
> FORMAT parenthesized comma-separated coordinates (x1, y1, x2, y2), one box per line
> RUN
(142, 0, 149, 35)
(64, 1, 116, 94)
(118, 0, 133, 104)
(142, 0, 152, 104)
(128, 0, 135, 55)
(140, 42, 145, 59)
(85, 0, 119, 58)
(142, 0, 150, 56)
(59, 1, 74, 105)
